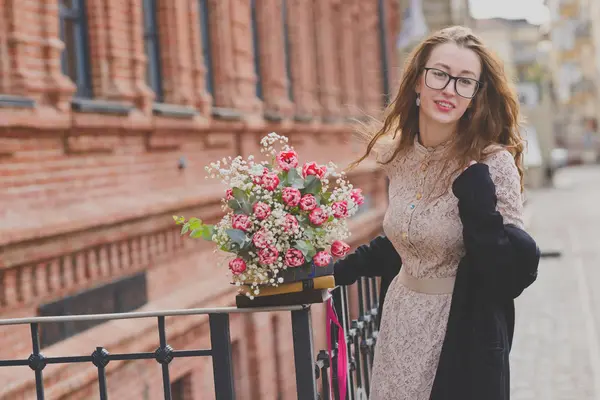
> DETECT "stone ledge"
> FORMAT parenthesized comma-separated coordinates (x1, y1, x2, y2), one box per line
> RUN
(0, 95, 35, 109)
(72, 98, 134, 115)
(264, 110, 284, 122)
(211, 107, 243, 121)
(152, 103, 198, 119)
(293, 114, 313, 123)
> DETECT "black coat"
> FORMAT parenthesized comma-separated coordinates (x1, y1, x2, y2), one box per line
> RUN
(334, 164, 540, 400)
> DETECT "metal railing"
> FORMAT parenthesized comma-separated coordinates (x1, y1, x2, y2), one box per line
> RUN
(0, 277, 380, 400)
(0, 305, 318, 400)
(322, 277, 379, 400)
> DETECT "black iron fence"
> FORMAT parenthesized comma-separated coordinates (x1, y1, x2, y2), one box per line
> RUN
(0, 277, 379, 400)
(321, 277, 380, 400)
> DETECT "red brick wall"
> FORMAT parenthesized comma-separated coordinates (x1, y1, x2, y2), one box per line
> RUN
(0, 0, 401, 398)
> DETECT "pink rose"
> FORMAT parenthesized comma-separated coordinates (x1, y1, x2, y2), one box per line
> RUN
(253, 202, 271, 220)
(331, 201, 349, 219)
(299, 194, 317, 211)
(284, 248, 305, 267)
(331, 240, 350, 258)
(302, 161, 327, 179)
(276, 150, 299, 171)
(225, 188, 234, 201)
(284, 214, 300, 233)
(313, 251, 332, 267)
(308, 207, 328, 226)
(229, 258, 247, 275)
(258, 245, 279, 265)
(252, 167, 269, 185)
(232, 214, 252, 232)
(252, 229, 270, 249)
(282, 187, 301, 207)
(350, 188, 365, 205)
(261, 173, 280, 191)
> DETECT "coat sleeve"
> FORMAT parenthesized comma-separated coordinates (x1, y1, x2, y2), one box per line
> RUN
(333, 235, 402, 286)
(452, 150, 540, 300)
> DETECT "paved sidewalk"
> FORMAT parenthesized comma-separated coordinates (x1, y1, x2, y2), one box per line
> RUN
(511, 165, 600, 400)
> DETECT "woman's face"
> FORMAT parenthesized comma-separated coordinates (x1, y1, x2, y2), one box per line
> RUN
(416, 42, 482, 128)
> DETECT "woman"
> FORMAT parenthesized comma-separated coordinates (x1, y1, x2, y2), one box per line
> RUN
(334, 26, 540, 399)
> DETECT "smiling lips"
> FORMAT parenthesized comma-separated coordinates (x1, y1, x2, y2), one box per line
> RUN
(434, 100, 455, 113)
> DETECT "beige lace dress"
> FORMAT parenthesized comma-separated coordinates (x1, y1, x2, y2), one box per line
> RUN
(369, 137, 524, 400)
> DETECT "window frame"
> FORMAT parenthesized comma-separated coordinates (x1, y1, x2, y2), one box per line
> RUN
(59, 0, 93, 99)
(282, 0, 293, 101)
(377, 0, 391, 106)
(199, 0, 215, 98)
(142, 0, 164, 103)
(250, 0, 263, 100)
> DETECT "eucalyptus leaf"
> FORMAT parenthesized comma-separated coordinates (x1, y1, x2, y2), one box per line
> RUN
(287, 168, 305, 189)
(303, 228, 315, 240)
(303, 175, 322, 195)
(296, 214, 310, 228)
(278, 170, 289, 186)
(226, 228, 249, 248)
(294, 240, 316, 259)
(228, 199, 242, 211)
(232, 187, 248, 202)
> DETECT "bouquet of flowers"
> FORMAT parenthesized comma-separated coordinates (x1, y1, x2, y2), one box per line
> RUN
(174, 132, 364, 299)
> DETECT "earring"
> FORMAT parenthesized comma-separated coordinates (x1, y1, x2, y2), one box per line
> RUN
(416, 94, 421, 107)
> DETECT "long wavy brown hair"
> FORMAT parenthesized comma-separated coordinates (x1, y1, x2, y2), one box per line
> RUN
(350, 26, 525, 191)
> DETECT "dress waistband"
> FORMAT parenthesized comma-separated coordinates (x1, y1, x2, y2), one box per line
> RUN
(397, 268, 455, 295)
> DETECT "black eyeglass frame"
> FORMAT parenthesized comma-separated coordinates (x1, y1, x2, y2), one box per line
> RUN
(423, 67, 482, 99)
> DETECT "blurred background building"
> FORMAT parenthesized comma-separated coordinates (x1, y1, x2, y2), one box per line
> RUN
(0, 1, 400, 398)
(545, 0, 600, 165)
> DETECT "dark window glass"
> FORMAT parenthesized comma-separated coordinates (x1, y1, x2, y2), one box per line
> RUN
(199, 0, 214, 97)
(251, 0, 263, 99)
(282, 0, 293, 100)
(142, 0, 164, 102)
(59, 0, 93, 98)
(38, 272, 148, 348)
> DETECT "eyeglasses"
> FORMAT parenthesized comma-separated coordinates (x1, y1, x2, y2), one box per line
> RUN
(423, 67, 482, 99)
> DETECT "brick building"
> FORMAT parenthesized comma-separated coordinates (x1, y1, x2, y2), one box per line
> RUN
(0, 0, 401, 398)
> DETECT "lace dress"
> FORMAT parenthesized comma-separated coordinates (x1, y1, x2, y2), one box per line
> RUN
(369, 137, 524, 400)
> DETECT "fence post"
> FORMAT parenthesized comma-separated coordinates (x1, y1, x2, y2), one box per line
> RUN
(209, 314, 235, 400)
(291, 307, 317, 400)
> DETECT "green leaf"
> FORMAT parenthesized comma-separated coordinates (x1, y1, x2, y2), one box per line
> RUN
(303, 228, 315, 240)
(181, 224, 190, 235)
(232, 187, 248, 202)
(296, 214, 310, 228)
(278, 170, 289, 186)
(226, 228, 250, 251)
(248, 194, 259, 206)
(321, 192, 332, 204)
(190, 224, 215, 241)
(303, 175, 322, 195)
(173, 215, 186, 225)
(228, 188, 252, 214)
(287, 168, 305, 189)
(187, 217, 203, 231)
(294, 240, 316, 259)
(228, 199, 241, 211)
